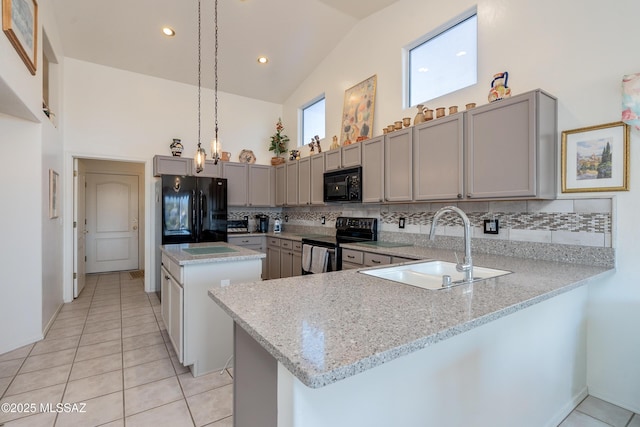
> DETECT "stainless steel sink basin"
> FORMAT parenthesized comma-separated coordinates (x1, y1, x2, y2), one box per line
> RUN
(359, 260, 511, 290)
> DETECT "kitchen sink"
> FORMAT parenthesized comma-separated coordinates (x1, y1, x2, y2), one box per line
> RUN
(359, 260, 511, 290)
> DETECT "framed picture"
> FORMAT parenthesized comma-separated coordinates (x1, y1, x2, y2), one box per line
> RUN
(561, 121, 630, 193)
(49, 169, 59, 218)
(340, 75, 377, 145)
(2, 0, 38, 75)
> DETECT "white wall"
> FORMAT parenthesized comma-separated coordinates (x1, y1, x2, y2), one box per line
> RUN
(0, 0, 65, 353)
(62, 59, 282, 295)
(282, 0, 640, 412)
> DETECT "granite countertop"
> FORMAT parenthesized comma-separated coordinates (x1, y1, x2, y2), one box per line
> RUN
(208, 249, 614, 389)
(160, 241, 266, 266)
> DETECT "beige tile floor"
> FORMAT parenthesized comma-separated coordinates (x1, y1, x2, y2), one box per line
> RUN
(0, 272, 233, 427)
(1, 272, 639, 427)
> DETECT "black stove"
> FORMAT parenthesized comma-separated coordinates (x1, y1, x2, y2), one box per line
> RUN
(301, 217, 377, 272)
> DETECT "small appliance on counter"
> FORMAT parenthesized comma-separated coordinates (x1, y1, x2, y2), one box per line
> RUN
(227, 219, 249, 234)
(255, 215, 269, 233)
(273, 219, 282, 233)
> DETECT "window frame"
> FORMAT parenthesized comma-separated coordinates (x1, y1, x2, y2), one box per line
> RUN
(299, 95, 326, 148)
(404, 7, 478, 108)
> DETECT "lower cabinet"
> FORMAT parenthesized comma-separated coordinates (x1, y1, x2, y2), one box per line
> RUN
(161, 265, 183, 362)
(342, 248, 418, 270)
(267, 237, 302, 279)
(228, 235, 267, 280)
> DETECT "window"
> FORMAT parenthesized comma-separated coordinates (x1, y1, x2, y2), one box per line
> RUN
(301, 96, 325, 147)
(406, 9, 477, 107)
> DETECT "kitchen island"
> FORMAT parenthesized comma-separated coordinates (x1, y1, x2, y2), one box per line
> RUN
(208, 248, 614, 426)
(160, 241, 264, 376)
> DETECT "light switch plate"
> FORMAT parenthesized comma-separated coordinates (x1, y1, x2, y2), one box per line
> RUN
(484, 219, 499, 234)
(399, 217, 406, 229)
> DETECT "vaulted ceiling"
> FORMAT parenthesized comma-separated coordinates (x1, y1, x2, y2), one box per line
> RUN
(52, 0, 399, 104)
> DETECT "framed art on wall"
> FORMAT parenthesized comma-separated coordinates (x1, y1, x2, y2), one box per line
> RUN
(2, 0, 38, 75)
(561, 121, 630, 193)
(340, 75, 377, 145)
(49, 169, 59, 218)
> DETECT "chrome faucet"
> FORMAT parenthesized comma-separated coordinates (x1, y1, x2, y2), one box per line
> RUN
(429, 206, 473, 283)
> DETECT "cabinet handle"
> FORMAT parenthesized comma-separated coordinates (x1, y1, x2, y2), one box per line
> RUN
(467, 193, 472, 198)
(347, 255, 355, 259)
(371, 260, 381, 264)
(457, 194, 463, 199)
(164, 275, 170, 280)
(242, 240, 249, 243)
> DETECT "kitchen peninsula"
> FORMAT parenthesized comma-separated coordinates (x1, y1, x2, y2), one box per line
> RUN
(209, 247, 614, 426)
(160, 242, 264, 377)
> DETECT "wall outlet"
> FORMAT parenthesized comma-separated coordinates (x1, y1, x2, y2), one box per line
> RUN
(484, 219, 499, 234)
(284, 215, 289, 222)
(399, 217, 406, 229)
(321, 216, 326, 224)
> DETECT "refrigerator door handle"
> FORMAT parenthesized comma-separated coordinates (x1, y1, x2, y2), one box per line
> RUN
(192, 189, 197, 239)
(199, 190, 205, 238)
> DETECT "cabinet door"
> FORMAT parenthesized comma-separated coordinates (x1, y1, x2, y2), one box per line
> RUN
(362, 136, 385, 203)
(160, 266, 171, 336)
(466, 92, 536, 198)
(222, 162, 248, 206)
(275, 164, 286, 206)
(310, 153, 325, 205)
(199, 160, 222, 178)
(280, 250, 294, 278)
(267, 246, 281, 279)
(286, 162, 299, 206)
(298, 157, 311, 206)
(413, 115, 464, 201)
(248, 164, 273, 207)
(153, 155, 192, 177)
(325, 149, 341, 171)
(384, 128, 413, 202)
(342, 144, 362, 167)
(292, 251, 302, 277)
(168, 274, 184, 363)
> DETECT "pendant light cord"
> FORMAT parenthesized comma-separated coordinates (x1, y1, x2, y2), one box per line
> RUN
(214, 0, 219, 159)
(197, 0, 202, 150)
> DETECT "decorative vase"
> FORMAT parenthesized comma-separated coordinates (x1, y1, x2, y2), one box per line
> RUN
(488, 71, 512, 102)
(414, 104, 426, 125)
(424, 109, 434, 121)
(271, 157, 285, 166)
(170, 138, 183, 157)
(435, 107, 446, 119)
(465, 103, 476, 110)
(449, 106, 458, 115)
(402, 117, 412, 128)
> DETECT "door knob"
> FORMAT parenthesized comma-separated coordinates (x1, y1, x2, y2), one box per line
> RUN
(133, 225, 138, 230)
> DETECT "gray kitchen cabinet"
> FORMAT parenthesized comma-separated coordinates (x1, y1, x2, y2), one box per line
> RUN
(160, 265, 183, 362)
(325, 144, 362, 171)
(286, 161, 299, 206)
(298, 157, 311, 205)
(199, 160, 222, 178)
(153, 155, 192, 177)
(222, 162, 248, 206)
(248, 164, 275, 207)
(413, 114, 465, 201)
(275, 164, 286, 206)
(310, 152, 325, 205)
(362, 136, 385, 203)
(267, 237, 281, 279)
(384, 128, 413, 202)
(465, 89, 557, 199)
(341, 248, 364, 270)
(279, 239, 302, 278)
(228, 235, 267, 279)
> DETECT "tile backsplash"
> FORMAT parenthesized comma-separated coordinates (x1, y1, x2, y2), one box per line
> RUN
(229, 197, 615, 267)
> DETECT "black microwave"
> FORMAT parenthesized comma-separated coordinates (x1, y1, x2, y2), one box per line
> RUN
(324, 166, 362, 203)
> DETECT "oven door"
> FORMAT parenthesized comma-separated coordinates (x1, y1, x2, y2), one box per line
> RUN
(301, 240, 339, 274)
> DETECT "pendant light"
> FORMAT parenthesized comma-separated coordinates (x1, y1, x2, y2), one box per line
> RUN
(210, 0, 221, 165)
(194, 0, 206, 173)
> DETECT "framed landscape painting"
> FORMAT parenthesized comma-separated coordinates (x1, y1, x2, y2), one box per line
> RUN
(2, 0, 38, 75)
(561, 122, 630, 193)
(340, 75, 377, 145)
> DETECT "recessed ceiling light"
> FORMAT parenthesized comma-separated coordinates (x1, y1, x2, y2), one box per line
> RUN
(257, 56, 269, 64)
(162, 27, 176, 37)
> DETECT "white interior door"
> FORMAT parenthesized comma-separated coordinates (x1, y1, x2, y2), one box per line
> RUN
(86, 173, 139, 273)
(73, 161, 87, 297)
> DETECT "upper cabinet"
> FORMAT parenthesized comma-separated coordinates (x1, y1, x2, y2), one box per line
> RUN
(325, 144, 362, 171)
(465, 90, 557, 199)
(286, 161, 299, 206)
(223, 162, 274, 207)
(362, 136, 385, 203)
(413, 114, 464, 201)
(275, 164, 286, 206)
(384, 128, 413, 202)
(153, 155, 192, 177)
(310, 152, 325, 205)
(298, 157, 311, 205)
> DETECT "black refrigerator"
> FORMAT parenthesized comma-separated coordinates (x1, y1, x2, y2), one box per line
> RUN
(161, 175, 227, 244)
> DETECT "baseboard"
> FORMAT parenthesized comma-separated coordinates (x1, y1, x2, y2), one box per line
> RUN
(42, 302, 64, 338)
(545, 387, 589, 427)
(588, 387, 640, 414)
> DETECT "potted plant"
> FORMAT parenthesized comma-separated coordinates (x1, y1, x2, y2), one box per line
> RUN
(269, 118, 290, 165)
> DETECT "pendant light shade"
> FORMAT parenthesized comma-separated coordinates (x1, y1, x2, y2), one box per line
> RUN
(194, 143, 206, 173)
